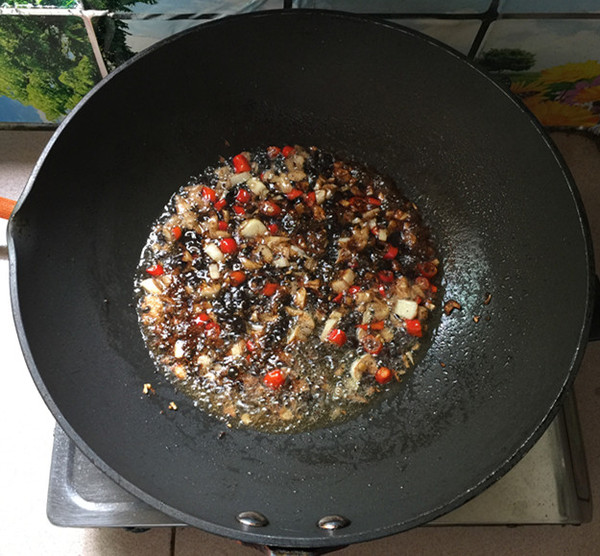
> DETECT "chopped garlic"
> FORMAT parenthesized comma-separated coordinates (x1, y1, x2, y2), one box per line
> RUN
(247, 177, 268, 197)
(239, 218, 268, 237)
(341, 268, 355, 285)
(140, 277, 164, 294)
(393, 299, 418, 319)
(174, 339, 186, 358)
(204, 242, 224, 262)
(171, 364, 187, 380)
(320, 310, 343, 341)
(208, 263, 220, 280)
(197, 354, 213, 369)
(273, 255, 289, 268)
(230, 171, 250, 185)
(350, 354, 377, 380)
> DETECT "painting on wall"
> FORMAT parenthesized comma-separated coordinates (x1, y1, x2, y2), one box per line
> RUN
(2, 0, 600, 135)
(0, 14, 100, 124)
(477, 19, 600, 133)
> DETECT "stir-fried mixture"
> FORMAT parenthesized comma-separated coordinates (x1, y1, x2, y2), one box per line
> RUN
(135, 145, 439, 433)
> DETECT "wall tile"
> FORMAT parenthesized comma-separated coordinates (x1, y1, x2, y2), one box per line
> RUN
(293, 0, 492, 14)
(499, 0, 600, 13)
(391, 18, 481, 55)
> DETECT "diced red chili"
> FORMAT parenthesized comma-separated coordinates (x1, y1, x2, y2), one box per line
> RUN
(171, 226, 182, 241)
(332, 292, 344, 303)
(405, 319, 423, 337)
(262, 282, 278, 296)
(417, 261, 438, 278)
(356, 323, 369, 331)
(246, 339, 257, 352)
(219, 237, 237, 254)
(260, 200, 282, 217)
(377, 270, 394, 283)
(375, 366, 393, 385)
(236, 188, 251, 204)
(202, 186, 216, 202)
(194, 312, 210, 325)
(287, 188, 303, 200)
(383, 245, 398, 260)
(267, 146, 281, 159)
(367, 196, 382, 206)
(327, 328, 347, 347)
(347, 285, 361, 295)
(267, 223, 279, 234)
(217, 220, 228, 231)
(214, 198, 227, 211)
(348, 196, 368, 211)
(233, 153, 251, 173)
(430, 285, 438, 294)
(378, 284, 387, 297)
(282, 145, 295, 158)
(362, 334, 383, 355)
(263, 368, 286, 390)
(370, 320, 385, 331)
(305, 191, 316, 207)
(415, 276, 430, 290)
(232, 205, 246, 216)
(146, 264, 164, 276)
(370, 226, 380, 236)
(205, 321, 221, 340)
(230, 270, 246, 286)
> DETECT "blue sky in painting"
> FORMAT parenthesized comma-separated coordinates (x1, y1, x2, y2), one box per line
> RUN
(0, 96, 43, 123)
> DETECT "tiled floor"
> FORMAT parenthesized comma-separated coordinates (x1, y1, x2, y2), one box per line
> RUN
(2, 129, 600, 555)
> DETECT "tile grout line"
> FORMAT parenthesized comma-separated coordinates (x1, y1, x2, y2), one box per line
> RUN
(170, 527, 177, 556)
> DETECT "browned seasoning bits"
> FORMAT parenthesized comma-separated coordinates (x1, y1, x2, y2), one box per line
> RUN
(142, 383, 155, 395)
(443, 299, 462, 316)
(135, 145, 440, 433)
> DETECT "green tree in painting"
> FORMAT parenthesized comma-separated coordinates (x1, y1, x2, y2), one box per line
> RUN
(0, 16, 100, 121)
(477, 48, 536, 73)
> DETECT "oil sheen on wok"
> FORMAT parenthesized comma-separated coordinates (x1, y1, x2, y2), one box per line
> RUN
(135, 145, 439, 433)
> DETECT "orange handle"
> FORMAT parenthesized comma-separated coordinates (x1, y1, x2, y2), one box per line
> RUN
(0, 197, 16, 220)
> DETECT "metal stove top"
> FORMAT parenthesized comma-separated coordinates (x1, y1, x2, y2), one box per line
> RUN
(47, 389, 591, 529)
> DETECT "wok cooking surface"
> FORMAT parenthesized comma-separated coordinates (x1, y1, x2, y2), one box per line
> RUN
(46, 398, 591, 528)
(7, 10, 593, 548)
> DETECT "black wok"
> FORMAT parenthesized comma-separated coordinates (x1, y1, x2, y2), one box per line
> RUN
(7, 10, 594, 550)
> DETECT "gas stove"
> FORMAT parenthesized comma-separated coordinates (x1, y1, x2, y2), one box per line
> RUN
(46, 389, 591, 529)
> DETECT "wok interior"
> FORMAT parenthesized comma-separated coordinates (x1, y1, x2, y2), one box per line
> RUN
(10, 11, 592, 547)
